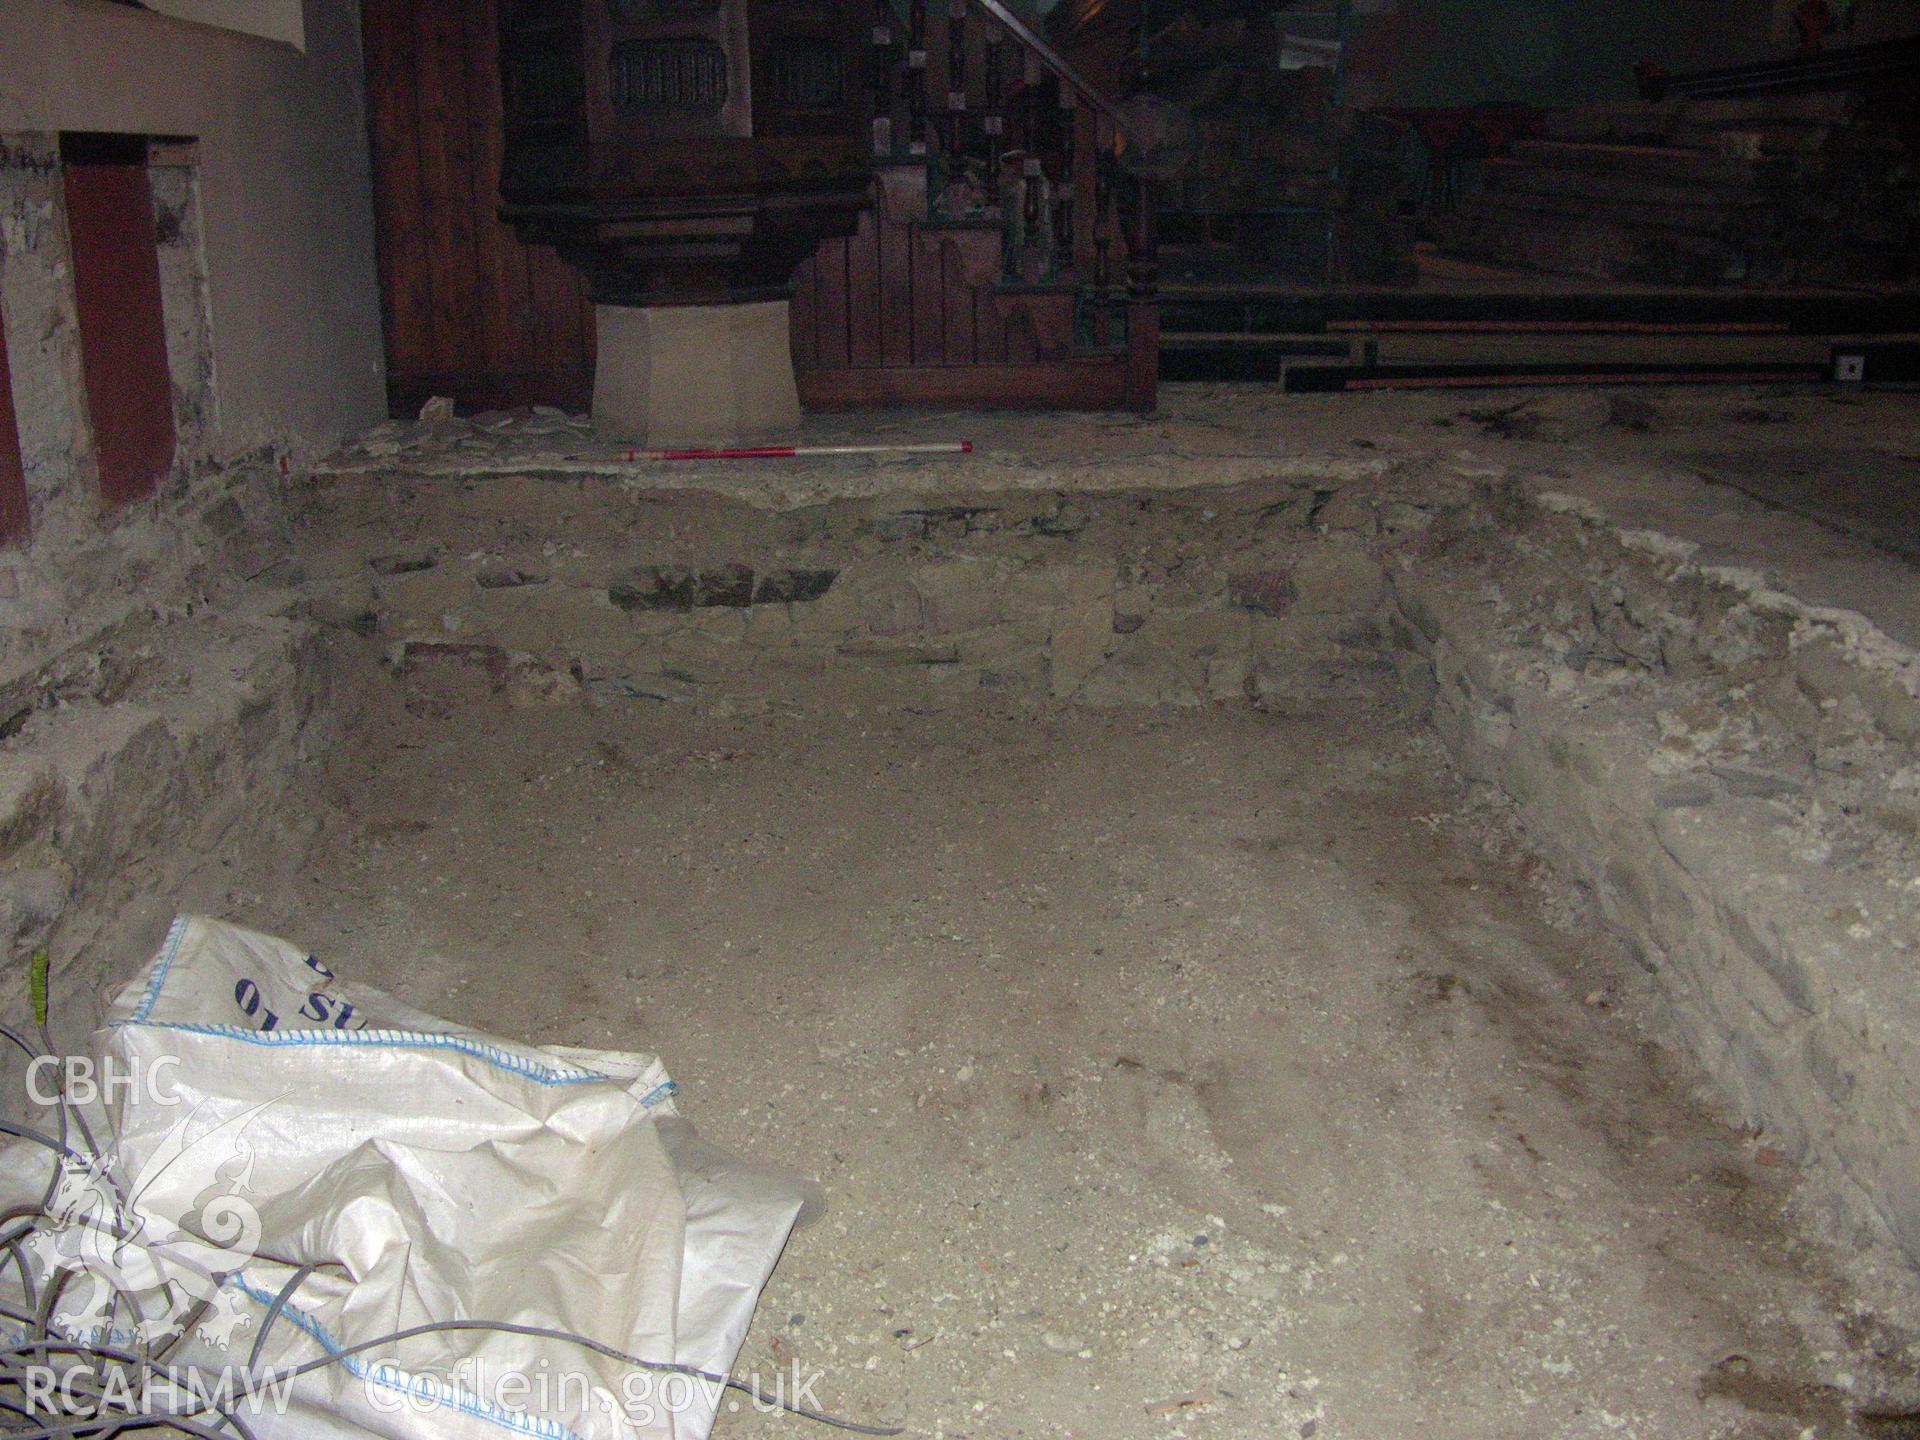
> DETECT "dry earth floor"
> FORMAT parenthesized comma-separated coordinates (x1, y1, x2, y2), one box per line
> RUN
(187, 665, 1918, 1440)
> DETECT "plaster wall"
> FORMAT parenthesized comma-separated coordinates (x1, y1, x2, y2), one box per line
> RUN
(0, 0, 383, 468)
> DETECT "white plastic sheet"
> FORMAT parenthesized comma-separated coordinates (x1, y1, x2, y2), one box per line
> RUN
(1, 915, 819, 1440)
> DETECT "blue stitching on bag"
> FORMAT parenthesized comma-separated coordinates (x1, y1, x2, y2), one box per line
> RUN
(230, 1273, 587, 1440)
(120, 1020, 647, 1090)
(120, 919, 679, 1104)
(128, 914, 192, 1024)
(119, 1022, 680, 1103)
(100, 924, 688, 1438)
(634, 1080, 677, 1111)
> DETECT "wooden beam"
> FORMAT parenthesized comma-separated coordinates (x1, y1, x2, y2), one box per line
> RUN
(798, 359, 1134, 410)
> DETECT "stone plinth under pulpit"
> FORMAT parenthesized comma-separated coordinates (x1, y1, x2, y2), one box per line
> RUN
(498, 0, 870, 447)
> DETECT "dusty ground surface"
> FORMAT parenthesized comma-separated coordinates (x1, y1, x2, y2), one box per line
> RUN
(13, 384, 1920, 1439)
(179, 661, 1920, 1440)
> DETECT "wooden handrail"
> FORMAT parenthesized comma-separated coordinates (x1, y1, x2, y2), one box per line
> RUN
(860, 0, 1155, 401)
(1639, 33, 1920, 101)
(868, 0, 1153, 345)
(966, 0, 1129, 133)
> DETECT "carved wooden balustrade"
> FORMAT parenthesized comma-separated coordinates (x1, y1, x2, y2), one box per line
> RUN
(363, 0, 1156, 417)
(791, 0, 1157, 410)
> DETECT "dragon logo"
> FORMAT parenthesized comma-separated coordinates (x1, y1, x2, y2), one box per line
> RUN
(25, 1098, 272, 1356)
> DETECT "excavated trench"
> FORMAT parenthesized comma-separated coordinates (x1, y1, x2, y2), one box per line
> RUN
(7, 414, 1920, 1437)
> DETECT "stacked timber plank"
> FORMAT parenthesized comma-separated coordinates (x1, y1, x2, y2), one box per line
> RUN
(1144, 5, 1416, 285)
(1440, 89, 1920, 287)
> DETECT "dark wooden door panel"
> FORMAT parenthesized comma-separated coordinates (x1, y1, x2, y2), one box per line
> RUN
(360, 0, 1150, 414)
(61, 133, 176, 509)
(0, 313, 28, 544)
(363, 0, 594, 417)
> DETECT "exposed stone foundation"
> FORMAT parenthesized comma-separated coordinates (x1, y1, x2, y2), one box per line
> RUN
(7, 410, 1920, 1284)
(0, 463, 342, 1045)
(292, 472, 1397, 710)
(1386, 487, 1920, 1262)
(290, 455, 1920, 1273)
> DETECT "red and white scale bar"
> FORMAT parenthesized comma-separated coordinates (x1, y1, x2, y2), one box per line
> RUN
(569, 441, 975, 463)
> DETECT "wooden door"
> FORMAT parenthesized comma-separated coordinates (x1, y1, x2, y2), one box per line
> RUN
(0, 309, 27, 544)
(360, 0, 1152, 416)
(61, 132, 177, 509)
(362, 0, 596, 417)
(62, 133, 177, 508)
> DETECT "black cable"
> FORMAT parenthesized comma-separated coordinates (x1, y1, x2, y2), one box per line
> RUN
(5, 1280, 905, 1436)
(0, 1023, 899, 1436)
(32, 1268, 74, 1345)
(0, 1351, 255, 1440)
(0, 1398, 242, 1440)
(0, 1120, 83, 1171)
(0, 1024, 83, 1251)
(243, 1265, 311, 1375)
(0, 1337, 258, 1440)
(249, 1316, 905, 1436)
(0, 1201, 172, 1365)
(36, 1017, 103, 1173)
(2, 1235, 39, 1313)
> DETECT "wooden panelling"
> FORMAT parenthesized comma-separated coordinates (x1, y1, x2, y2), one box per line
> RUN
(0, 310, 27, 544)
(877, 175, 917, 368)
(361, 0, 1151, 416)
(799, 360, 1132, 410)
(61, 134, 176, 509)
(941, 235, 976, 361)
(1002, 292, 1039, 364)
(813, 235, 852, 369)
(363, 0, 592, 417)
(790, 252, 820, 370)
(848, 210, 885, 369)
(910, 224, 947, 365)
(461, 0, 523, 381)
(362, 0, 432, 385)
